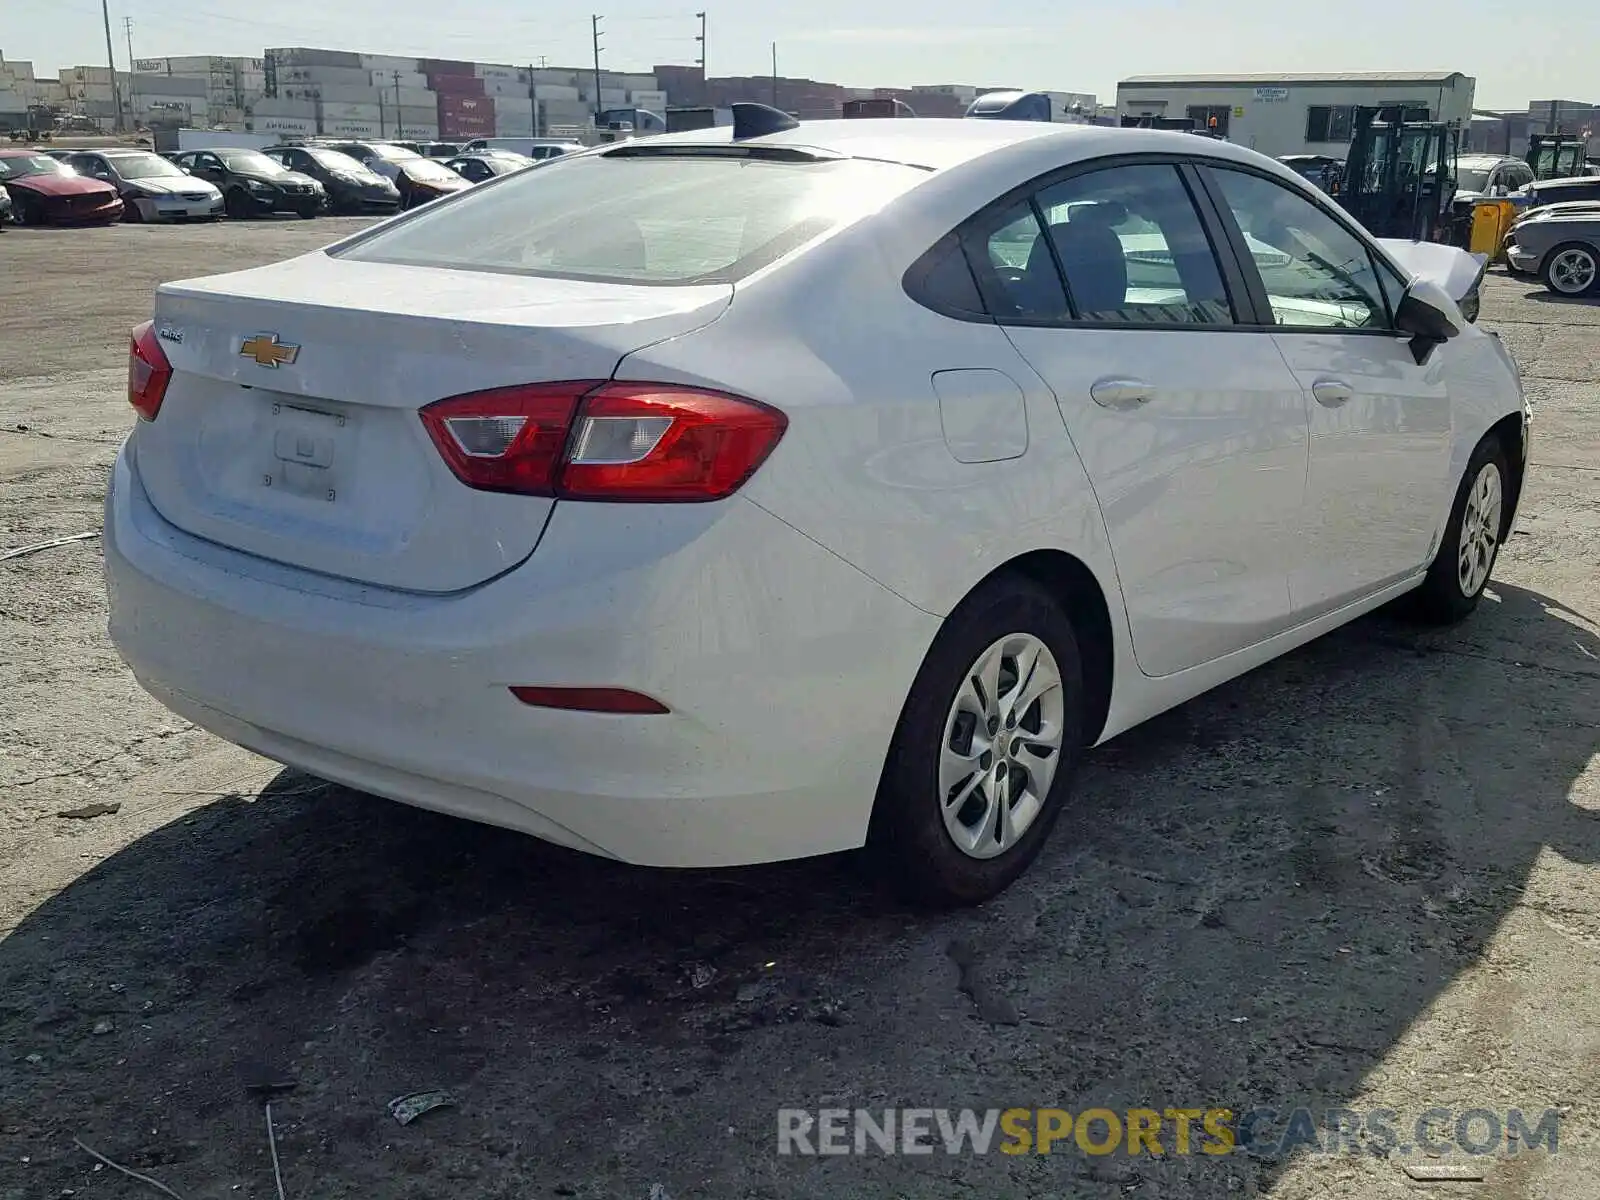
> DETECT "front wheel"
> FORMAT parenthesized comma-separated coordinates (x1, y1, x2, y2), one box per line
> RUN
(868, 576, 1084, 907)
(1541, 241, 1599, 297)
(1406, 437, 1511, 624)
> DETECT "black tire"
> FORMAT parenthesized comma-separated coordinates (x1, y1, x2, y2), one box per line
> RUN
(867, 575, 1085, 907)
(122, 195, 143, 222)
(1540, 241, 1600, 297)
(1405, 436, 1511, 625)
(13, 193, 40, 226)
(223, 188, 251, 219)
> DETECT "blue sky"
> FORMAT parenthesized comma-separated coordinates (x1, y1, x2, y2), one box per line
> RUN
(19, 0, 1595, 109)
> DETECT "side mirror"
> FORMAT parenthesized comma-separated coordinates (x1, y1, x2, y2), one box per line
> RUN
(1395, 278, 1461, 365)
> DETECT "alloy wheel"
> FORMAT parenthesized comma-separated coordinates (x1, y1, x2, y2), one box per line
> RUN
(1457, 461, 1503, 597)
(1548, 247, 1597, 295)
(938, 633, 1065, 860)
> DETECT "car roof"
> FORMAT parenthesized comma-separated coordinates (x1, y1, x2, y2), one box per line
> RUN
(1460, 153, 1519, 166)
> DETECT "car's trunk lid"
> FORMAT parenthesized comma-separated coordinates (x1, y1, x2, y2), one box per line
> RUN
(135, 253, 732, 593)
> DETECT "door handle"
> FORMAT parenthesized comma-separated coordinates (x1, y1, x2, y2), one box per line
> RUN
(1090, 379, 1153, 410)
(1312, 379, 1354, 407)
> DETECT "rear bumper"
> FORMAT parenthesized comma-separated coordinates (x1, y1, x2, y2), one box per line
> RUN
(105, 443, 938, 868)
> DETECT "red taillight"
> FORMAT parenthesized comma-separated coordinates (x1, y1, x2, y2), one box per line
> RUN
(419, 381, 787, 502)
(128, 321, 172, 422)
(418, 382, 580, 497)
(509, 685, 670, 714)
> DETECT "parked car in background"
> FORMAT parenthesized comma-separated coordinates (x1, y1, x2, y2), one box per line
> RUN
(318, 140, 473, 207)
(1454, 153, 1535, 201)
(1278, 154, 1344, 195)
(391, 141, 462, 159)
(444, 149, 535, 183)
(106, 120, 1528, 906)
(1504, 208, 1600, 296)
(64, 149, 223, 221)
(263, 144, 400, 214)
(1517, 174, 1600, 213)
(0, 149, 123, 224)
(460, 136, 582, 161)
(170, 148, 325, 219)
(0, 184, 11, 226)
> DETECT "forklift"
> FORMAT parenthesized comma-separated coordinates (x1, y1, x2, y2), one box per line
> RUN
(1341, 105, 1461, 241)
(1525, 133, 1587, 181)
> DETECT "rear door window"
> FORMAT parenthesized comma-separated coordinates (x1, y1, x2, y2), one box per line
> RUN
(1034, 164, 1234, 324)
(335, 152, 929, 284)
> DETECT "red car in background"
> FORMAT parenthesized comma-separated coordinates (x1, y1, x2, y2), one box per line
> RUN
(0, 149, 124, 226)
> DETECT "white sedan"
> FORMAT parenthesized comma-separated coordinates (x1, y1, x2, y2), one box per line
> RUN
(105, 109, 1528, 906)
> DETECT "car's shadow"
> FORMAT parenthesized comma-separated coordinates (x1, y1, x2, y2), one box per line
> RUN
(1, 584, 1596, 1198)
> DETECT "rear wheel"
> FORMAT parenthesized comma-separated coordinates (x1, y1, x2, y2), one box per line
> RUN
(223, 188, 251, 219)
(1406, 436, 1510, 624)
(1541, 241, 1599, 296)
(868, 576, 1084, 907)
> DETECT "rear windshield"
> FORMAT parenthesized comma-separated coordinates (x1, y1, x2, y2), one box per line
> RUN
(332, 152, 928, 285)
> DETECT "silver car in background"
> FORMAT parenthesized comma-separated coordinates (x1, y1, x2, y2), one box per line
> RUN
(64, 149, 223, 222)
(1505, 208, 1600, 297)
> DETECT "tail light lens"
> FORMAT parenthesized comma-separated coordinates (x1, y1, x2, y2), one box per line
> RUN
(128, 321, 172, 422)
(420, 381, 787, 502)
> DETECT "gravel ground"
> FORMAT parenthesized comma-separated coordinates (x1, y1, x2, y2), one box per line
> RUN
(1, 220, 1597, 1200)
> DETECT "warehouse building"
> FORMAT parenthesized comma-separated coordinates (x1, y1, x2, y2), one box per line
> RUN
(1115, 71, 1476, 158)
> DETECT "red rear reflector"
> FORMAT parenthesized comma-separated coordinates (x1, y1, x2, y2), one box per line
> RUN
(509, 686, 670, 715)
(128, 321, 172, 422)
(419, 381, 786, 501)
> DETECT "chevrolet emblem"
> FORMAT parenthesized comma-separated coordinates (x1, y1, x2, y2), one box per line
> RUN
(240, 333, 300, 368)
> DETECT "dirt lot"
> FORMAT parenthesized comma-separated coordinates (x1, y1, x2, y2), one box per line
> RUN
(1, 220, 1597, 1200)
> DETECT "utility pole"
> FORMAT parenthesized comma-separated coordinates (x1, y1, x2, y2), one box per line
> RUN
(122, 17, 136, 128)
(591, 14, 604, 127)
(527, 63, 539, 137)
(770, 43, 778, 108)
(694, 11, 706, 86)
(392, 70, 404, 137)
(100, 0, 124, 132)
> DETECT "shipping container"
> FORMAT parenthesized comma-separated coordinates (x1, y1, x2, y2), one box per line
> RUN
(251, 114, 318, 135)
(533, 84, 581, 102)
(421, 58, 475, 76)
(437, 110, 494, 138)
(482, 77, 532, 99)
(322, 117, 382, 138)
(429, 74, 487, 97)
(319, 100, 382, 121)
(252, 96, 318, 117)
(61, 64, 114, 84)
(314, 84, 384, 105)
(386, 87, 435, 108)
(360, 53, 421, 73)
(529, 68, 582, 87)
(439, 92, 491, 114)
(599, 89, 627, 107)
(371, 69, 430, 91)
(629, 88, 668, 109)
(266, 47, 363, 69)
(617, 73, 658, 93)
(280, 65, 373, 88)
(475, 63, 520, 80)
(0, 60, 38, 82)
